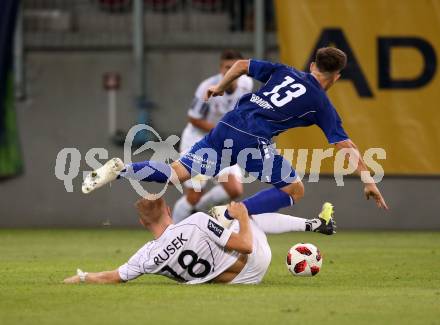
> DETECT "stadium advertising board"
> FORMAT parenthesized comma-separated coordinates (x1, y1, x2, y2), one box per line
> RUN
(275, 0, 440, 175)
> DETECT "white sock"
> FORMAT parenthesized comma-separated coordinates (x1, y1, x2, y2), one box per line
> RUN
(172, 196, 194, 223)
(195, 185, 231, 212)
(251, 213, 322, 234)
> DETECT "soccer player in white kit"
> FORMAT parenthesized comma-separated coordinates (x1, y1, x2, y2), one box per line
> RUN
(173, 50, 253, 223)
(64, 198, 335, 285)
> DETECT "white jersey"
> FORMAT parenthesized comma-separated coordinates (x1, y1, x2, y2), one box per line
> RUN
(118, 212, 272, 284)
(119, 213, 239, 284)
(180, 73, 253, 152)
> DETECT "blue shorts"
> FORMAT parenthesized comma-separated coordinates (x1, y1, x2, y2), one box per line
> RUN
(179, 121, 297, 189)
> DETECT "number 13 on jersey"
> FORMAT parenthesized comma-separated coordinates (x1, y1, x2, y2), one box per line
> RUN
(263, 76, 306, 107)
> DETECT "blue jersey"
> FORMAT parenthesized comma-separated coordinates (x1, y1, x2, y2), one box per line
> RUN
(221, 59, 349, 144)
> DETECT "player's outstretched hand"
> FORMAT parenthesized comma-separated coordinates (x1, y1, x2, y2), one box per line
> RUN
(227, 201, 249, 221)
(204, 85, 224, 101)
(364, 183, 389, 210)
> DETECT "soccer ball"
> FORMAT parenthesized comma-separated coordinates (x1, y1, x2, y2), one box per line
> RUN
(286, 243, 322, 276)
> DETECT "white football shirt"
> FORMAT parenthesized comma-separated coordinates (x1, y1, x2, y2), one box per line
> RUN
(180, 74, 253, 152)
(118, 212, 240, 283)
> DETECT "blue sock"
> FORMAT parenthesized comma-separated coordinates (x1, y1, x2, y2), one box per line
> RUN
(120, 161, 171, 183)
(225, 187, 293, 219)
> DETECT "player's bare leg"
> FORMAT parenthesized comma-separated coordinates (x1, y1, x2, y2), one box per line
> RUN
(170, 161, 192, 182)
(280, 180, 305, 203)
(187, 188, 204, 205)
(220, 174, 243, 201)
(82, 159, 191, 194)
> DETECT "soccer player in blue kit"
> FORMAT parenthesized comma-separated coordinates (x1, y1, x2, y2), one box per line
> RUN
(83, 47, 388, 225)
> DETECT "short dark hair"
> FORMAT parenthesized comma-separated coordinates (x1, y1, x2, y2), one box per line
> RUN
(315, 47, 347, 73)
(220, 49, 243, 61)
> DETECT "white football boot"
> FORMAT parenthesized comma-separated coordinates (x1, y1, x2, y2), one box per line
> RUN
(209, 205, 233, 228)
(82, 157, 125, 194)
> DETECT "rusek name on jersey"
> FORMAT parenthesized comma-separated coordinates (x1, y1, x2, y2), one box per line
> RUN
(153, 233, 188, 266)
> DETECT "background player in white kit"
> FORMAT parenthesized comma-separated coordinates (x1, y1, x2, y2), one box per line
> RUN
(173, 50, 253, 223)
(64, 198, 335, 285)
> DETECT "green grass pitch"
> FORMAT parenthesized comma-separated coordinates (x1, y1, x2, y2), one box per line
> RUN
(0, 229, 439, 325)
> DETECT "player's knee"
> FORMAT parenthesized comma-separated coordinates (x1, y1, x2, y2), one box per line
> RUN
(227, 188, 243, 200)
(282, 180, 305, 202)
(224, 183, 243, 200)
(186, 190, 203, 205)
(293, 181, 305, 202)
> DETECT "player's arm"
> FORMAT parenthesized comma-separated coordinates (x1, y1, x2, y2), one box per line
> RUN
(334, 139, 389, 210)
(188, 117, 215, 132)
(188, 86, 215, 131)
(317, 102, 388, 210)
(63, 269, 123, 284)
(224, 202, 253, 254)
(205, 60, 249, 100)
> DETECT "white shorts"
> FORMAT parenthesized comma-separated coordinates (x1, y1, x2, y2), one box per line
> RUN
(229, 220, 272, 284)
(180, 127, 243, 191)
(180, 125, 206, 154)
